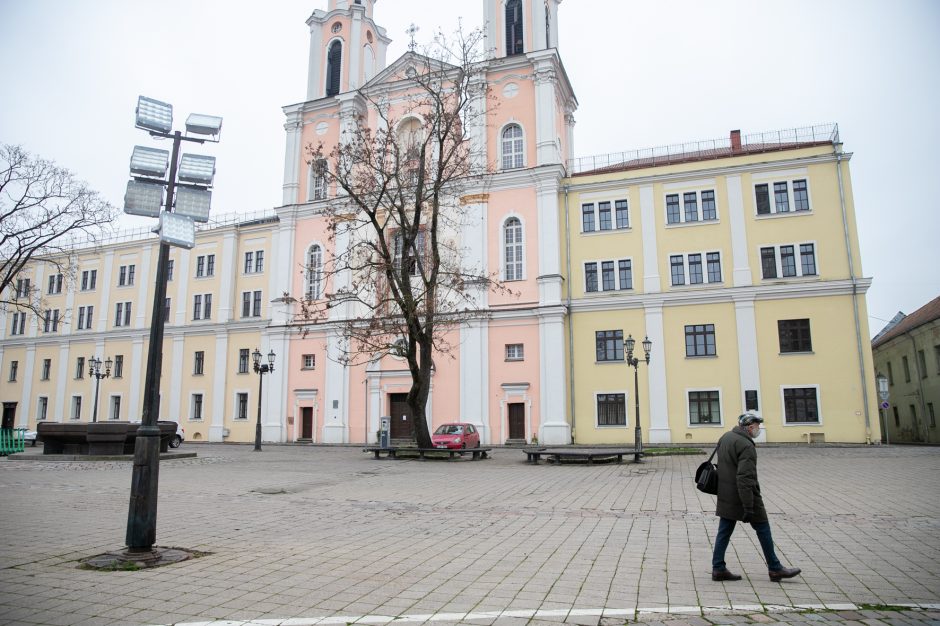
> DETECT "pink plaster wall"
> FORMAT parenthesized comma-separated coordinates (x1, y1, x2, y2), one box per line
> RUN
(486, 187, 540, 307)
(487, 320, 541, 443)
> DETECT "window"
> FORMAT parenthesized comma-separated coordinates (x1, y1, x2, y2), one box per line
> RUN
(756, 179, 811, 215)
(196, 254, 215, 277)
(706, 252, 721, 283)
(392, 230, 426, 276)
(253, 291, 262, 317)
(666, 190, 717, 224)
(302, 354, 316, 370)
(164, 298, 171, 323)
(192, 394, 204, 420)
(745, 390, 759, 412)
(193, 295, 202, 320)
(196, 256, 205, 277)
(928, 402, 936, 428)
(760, 243, 817, 279)
(505, 344, 524, 361)
(902, 356, 910, 383)
(244, 252, 253, 274)
(893, 406, 899, 427)
(311, 159, 327, 200)
(118, 264, 135, 286)
(689, 390, 720, 425)
(596, 330, 624, 362)
(114, 302, 132, 327)
(685, 324, 716, 357)
(618, 260, 633, 290)
(601, 261, 615, 290)
(16, 278, 31, 298)
(778, 319, 812, 353)
(239, 349, 250, 374)
(887, 361, 894, 386)
(43, 309, 60, 333)
(207, 255, 215, 276)
(917, 350, 927, 379)
(81, 270, 97, 291)
(242, 292, 251, 318)
(38, 397, 48, 421)
(582, 199, 630, 233)
(193, 294, 212, 320)
(505, 0, 523, 55)
(75, 357, 85, 379)
(582, 204, 595, 232)
(48, 273, 63, 294)
(114, 355, 124, 379)
(584, 262, 598, 292)
(194, 351, 205, 375)
(671, 252, 722, 286)
(326, 40, 342, 96)
(501, 124, 524, 169)
(167, 259, 174, 281)
(670, 255, 685, 286)
(935, 345, 940, 374)
(306, 245, 322, 300)
(71, 395, 82, 420)
(11, 312, 26, 335)
(504, 217, 523, 281)
(598, 202, 612, 230)
(77, 305, 94, 330)
(909, 404, 917, 425)
(255, 250, 264, 273)
(110, 396, 121, 421)
(597, 393, 626, 426)
(688, 254, 703, 284)
(783, 387, 819, 424)
(41, 358, 51, 380)
(615, 200, 629, 228)
(585, 258, 632, 292)
(8, 360, 18, 382)
(236, 393, 249, 420)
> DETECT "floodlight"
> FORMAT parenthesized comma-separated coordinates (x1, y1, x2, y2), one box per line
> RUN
(130, 146, 169, 178)
(174, 185, 211, 222)
(178, 153, 216, 185)
(124, 180, 165, 217)
(136, 96, 173, 134)
(159, 211, 196, 249)
(186, 113, 223, 137)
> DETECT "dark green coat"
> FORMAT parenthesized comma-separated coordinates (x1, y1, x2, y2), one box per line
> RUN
(715, 426, 768, 523)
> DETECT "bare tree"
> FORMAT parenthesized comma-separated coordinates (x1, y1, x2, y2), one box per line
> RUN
(0, 144, 116, 318)
(296, 27, 509, 447)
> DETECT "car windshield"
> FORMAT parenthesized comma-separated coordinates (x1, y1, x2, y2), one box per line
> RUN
(434, 425, 464, 435)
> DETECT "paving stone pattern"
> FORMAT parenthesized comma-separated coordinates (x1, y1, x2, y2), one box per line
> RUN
(0, 445, 937, 626)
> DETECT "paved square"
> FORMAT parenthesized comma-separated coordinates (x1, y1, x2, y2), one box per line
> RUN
(0, 445, 937, 626)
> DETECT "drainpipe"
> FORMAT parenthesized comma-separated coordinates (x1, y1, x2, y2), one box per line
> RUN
(834, 142, 872, 444)
(564, 185, 576, 443)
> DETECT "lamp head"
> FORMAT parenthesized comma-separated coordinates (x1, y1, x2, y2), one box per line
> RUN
(624, 334, 635, 357)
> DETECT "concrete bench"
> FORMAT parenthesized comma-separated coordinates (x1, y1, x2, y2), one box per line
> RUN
(523, 447, 644, 464)
(364, 446, 491, 460)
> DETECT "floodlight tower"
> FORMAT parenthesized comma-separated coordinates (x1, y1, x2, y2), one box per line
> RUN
(124, 96, 221, 556)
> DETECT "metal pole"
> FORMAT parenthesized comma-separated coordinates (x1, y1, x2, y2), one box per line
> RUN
(255, 368, 264, 451)
(92, 374, 101, 423)
(126, 130, 181, 552)
(633, 361, 642, 463)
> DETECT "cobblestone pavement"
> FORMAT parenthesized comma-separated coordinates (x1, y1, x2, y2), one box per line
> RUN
(0, 444, 937, 626)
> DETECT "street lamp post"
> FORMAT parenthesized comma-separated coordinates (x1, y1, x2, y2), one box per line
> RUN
(88, 356, 113, 423)
(625, 334, 652, 463)
(876, 372, 890, 446)
(252, 348, 276, 451)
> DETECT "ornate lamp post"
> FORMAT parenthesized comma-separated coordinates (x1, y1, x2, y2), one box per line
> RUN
(88, 356, 113, 423)
(625, 334, 652, 463)
(252, 348, 276, 451)
(876, 372, 890, 445)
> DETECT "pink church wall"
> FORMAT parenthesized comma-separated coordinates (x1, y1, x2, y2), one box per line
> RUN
(487, 321, 541, 443)
(486, 186, 540, 307)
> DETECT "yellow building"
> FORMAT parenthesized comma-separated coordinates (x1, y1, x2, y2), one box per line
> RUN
(0, 212, 278, 443)
(562, 127, 880, 444)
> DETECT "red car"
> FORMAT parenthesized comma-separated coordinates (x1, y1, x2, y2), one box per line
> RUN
(432, 423, 480, 449)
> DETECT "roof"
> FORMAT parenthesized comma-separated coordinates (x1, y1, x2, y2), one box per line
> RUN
(871, 295, 940, 348)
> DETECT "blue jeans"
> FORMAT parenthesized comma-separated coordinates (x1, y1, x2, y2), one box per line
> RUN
(712, 517, 783, 571)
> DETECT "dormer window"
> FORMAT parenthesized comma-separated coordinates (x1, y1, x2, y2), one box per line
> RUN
(326, 40, 342, 96)
(506, 0, 524, 55)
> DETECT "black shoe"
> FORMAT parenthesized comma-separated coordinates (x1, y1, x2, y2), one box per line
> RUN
(769, 566, 801, 581)
(712, 569, 742, 581)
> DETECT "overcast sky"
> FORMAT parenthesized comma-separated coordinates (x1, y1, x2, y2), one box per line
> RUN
(1, 0, 937, 336)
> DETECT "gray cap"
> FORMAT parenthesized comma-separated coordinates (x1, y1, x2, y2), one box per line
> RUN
(738, 411, 764, 426)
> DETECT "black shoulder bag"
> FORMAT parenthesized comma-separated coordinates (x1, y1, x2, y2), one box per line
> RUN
(694, 443, 719, 495)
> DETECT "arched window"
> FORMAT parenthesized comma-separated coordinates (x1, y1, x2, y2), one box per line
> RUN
(501, 124, 524, 169)
(306, 245, 322, 300)
(326, 40, 342, 96)
(506, 0, 524, 55)
(310, 159, 327, 200)
(503, 217, 523, 281)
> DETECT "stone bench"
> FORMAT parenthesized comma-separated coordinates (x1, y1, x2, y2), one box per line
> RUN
(37, 421, 178, 455)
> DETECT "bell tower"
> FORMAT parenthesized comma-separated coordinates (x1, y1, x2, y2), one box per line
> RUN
(484, 0, 561, 59)
(305, 0, 391, 101)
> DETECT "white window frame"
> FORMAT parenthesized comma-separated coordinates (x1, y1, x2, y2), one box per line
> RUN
(499, 122, 525, 170)
(71, 395, 83, 420)
(686, 388, 724, 427)
(37, 396, 49, 421)
(109, 394, 123, 421)
(505, 343, 524, 361)
(41, 358, 52, 380)
(234, 390, 250, 421)
(664, 188, 719, 225)
(190, 392, 206, 421)
(668, 251, 723, 287)
(309, 159, 328, 201)
(306, 243, 324, 300)
(759, 241, 819, 280)
(583, 257, 634, 293)
(580, 198, 630, 233)
(780, 384, 823, 426)
(753, 176, 813, 216)
(501, 215, 525, 281)
(302, 354, 316, 370)
(594, 391, 629, 428)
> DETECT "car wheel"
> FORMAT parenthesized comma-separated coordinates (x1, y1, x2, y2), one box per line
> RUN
(169, 435, 182, 449)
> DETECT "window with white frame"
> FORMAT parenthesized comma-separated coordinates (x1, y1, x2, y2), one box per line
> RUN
(311, 159, 328, 200)
(71, 395, 82, 420)
(783, 386, 820, 424)
(114, 301, 132, 327)
(584, 258, 633, 293)
(306, 244, 323, 300)
(302, 354, 316, 370)
(581, 199, 630, 233)
(238, 348, 250, 374)
(670, 252, 722, 286)
(110, 395, 121, 421)
(688, 390, 721, 425)
(15, 277, 30, 298)
(236, 392, 249, 420)
(195, 254, 215, 278)
(193, 294, 212, 320)
(760, 243, 817, 279)
(194, 351, 205, 375)
(9, 360, 18, 382)
(596, 393, 626, 426)
(77, 305, 94, 330)
(191, 393, 204, 420)
(244, 251, 253, 274)
(47, 273, 63, 295)
(75, 356, 85, 379)
(167, 259, 174, 281)
(392, 230, 426, 276)
(42, 309, 60, 333)
(501, 124, 524, 169)
(37, 396, 48, 421)
(118, 264, 135, 286)
(666, 189, 717, 224)
(41, 358, 51, 380)
(81, 270, 97, 291)
(685, 324, 716, 357)
(242, 291, 262, 318)
(503, 217, 523, 280)
(10, 312, 26, 335)
(755, 178, 810, 215)
(255, 250, 264, 273)
(114, 355, 124, 378)
(595, 330, 624, 362)
(505, 344, 524, 361)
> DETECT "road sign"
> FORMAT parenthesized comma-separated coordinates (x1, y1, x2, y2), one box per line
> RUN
(880, 401, 890, 410)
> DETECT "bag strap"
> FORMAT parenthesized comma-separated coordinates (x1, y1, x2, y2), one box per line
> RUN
(707, 441, 719, 463)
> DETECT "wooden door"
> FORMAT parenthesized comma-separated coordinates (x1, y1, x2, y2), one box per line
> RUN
(1, 402, 16, 429)
(301, 407, 313, 439)
(389, 393, 415, 439)
(508, 402, 525, 440)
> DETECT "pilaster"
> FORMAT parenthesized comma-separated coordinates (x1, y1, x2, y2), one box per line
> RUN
(726, 175, 753, 286)
(323, 329, 349, 443)
(97, 250, 114, 333)
(538, 307, 570, 444)
(733, 292, 762, 421)
(54, 342, 70, 421)
(644, 301, 670, 443)
(135, 244, 152, 328)
(129, 337, 144, 421)
(169, 335, 185, 424)
(174, 249, 191, 326)
(282, 110, 303, 206)
(640, 185, 661, 293)
(460, 319, 489, 442)
(210, 331, 229, 442)
(18, 345, 36, 427)
(218, 231, 237, 323)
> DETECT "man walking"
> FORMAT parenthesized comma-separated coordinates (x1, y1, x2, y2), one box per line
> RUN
(711, 412, 802, 582)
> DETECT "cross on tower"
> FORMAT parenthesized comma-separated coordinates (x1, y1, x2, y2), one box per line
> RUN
(406, 23, 419, 51)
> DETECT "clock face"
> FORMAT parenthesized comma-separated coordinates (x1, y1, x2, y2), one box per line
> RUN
(331, 22, 342, 34)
